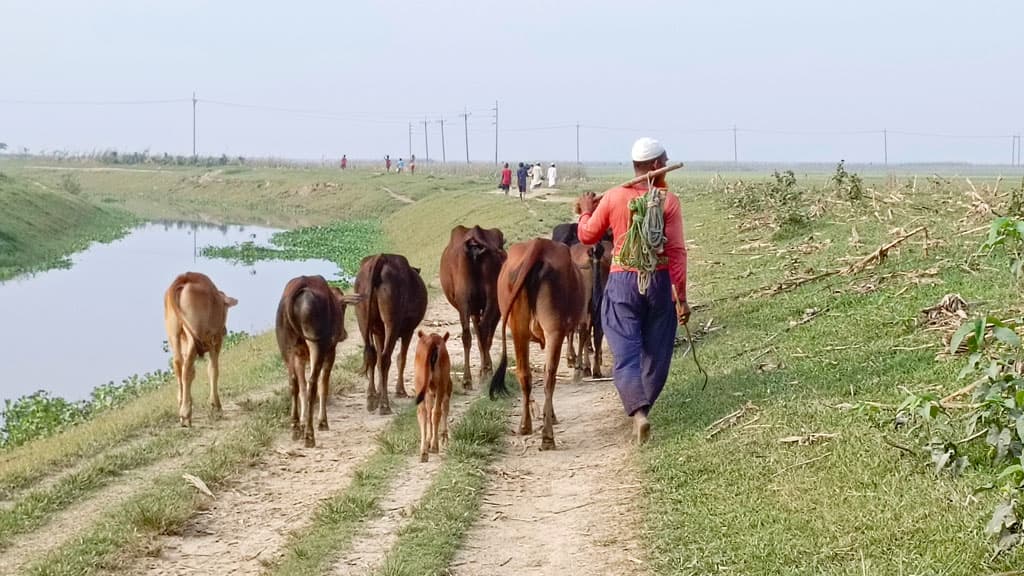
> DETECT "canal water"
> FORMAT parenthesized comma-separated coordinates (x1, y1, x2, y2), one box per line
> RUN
(0, 221, 339, 406)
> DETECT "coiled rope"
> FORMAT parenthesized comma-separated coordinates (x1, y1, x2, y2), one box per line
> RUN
(616, 177, 666, 294)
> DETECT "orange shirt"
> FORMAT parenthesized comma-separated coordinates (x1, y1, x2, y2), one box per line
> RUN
(577, 184, 688, 301)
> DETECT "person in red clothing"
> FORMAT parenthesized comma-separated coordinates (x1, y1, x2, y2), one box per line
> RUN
(576, 137, 689, 444)
(340, 155, 347, 170)
(499, 162, 512, 195)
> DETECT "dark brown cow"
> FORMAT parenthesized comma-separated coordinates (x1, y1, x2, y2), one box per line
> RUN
(276, 275, 364, 447)
(489, 238, 585, 450)
(355, 254, 428, 415)
(566, 241, 612, 379)
(439, 225, 506, 388)
(164, 272, 237, 427)
(414, 330, 452, 462)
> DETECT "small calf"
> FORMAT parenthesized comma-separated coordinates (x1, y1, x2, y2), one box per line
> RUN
(414, 331, 452, 462)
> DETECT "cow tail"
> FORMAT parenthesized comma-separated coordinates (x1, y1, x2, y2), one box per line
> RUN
(416, 340, 440, 405)
(489, 241, 544, 400)
(170, 276, 206, 356)
(590, 251, 604, 336)
(361, 256, 387, 376)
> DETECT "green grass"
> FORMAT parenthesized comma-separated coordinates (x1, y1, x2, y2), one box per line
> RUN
(640, 174, 1024, 574)
(24, 393, 286, 576)
(0, 334, 280, 500)
(0, 427, 197, 550)
(263, 406, 418, 576)
(0, 173, 134, 280)
(373, 395, 508, 576)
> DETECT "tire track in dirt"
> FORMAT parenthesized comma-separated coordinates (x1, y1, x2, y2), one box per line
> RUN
(330, 392, 477, 575)
(448, 355, 650, 576)
(0, 397, 257, 575)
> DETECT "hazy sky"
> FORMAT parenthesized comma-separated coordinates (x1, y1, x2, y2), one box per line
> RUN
(2, 1, 1022, 164)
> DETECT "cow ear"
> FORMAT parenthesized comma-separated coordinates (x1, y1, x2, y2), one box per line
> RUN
(413, 267, 422, 275)
(341, 293, 366, 305)
(221, 293, 238, 307)
(443, 331, 450, 342)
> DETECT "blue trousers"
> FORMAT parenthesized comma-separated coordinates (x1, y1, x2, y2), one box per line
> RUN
(601, 270, 677, 416)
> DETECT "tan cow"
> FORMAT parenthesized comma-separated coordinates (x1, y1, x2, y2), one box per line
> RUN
(163, 272, 238, 427)
(489, 238, 585, 450)
(566, 241, 612, 379)
(414, 330, 452, 462)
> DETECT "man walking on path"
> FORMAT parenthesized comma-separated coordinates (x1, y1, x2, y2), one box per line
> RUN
(410, 154, 416, 175)
(397, 157, 405, 173)
(547, 162, 558, 187)
(531, 162, 544, 189)
(340, 155, 347, 170)
(516, 162, 529, 200)
(385, 155, 391, 172)
(499, 162, 512, 195)
(576, 137, 690, 444)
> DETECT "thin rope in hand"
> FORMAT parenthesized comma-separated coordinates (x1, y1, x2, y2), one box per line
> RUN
(683, 322, 710, 391)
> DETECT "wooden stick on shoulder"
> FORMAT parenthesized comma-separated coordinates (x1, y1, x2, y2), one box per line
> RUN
(619, 162, 685, 188)
(575, 162, 685, 215)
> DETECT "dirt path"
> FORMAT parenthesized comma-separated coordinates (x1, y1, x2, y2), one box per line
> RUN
(448, 357, 650, 576)
(382, 186, 415, 204)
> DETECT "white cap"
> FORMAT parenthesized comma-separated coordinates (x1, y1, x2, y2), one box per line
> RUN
(631, 137, 666, 162)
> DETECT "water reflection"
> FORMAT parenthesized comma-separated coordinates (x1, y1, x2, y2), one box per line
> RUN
(0, 221, 339, 404)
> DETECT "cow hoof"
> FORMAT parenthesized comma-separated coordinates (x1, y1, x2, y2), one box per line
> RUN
(179, 418, 189, 428)
(518, 425, 533, 436)
(304, 437, 316, 448)
(366, 397, 379, 412)
(593, 369, 603, 379)
(211, 400, 222, 412)
(540, 437, 556, 451)
(420, 452, 429, 463)
(318, 420, 329, 431)
(291, 427, 302, 441)
(430, 445, 439, 454)
(464, 380, 474, 391)
(583, 366, 592, 377)
(395, 388, 408, 398)
(379, 405, 392, 416)
(573, 369, 583, 384)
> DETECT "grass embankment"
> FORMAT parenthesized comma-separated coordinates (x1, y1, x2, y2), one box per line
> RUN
(0, 172, 134, 281)
(643, 172, 1024, 574)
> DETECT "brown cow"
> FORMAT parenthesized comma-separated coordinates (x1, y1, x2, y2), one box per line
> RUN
(275, 275, 364, 447)
(489, 238, 585, 450)
(566, 241, 612, 379)
(163, 272, 238, 427)
(439, 225, 506, 388)
(355, 254, 428, 415)
(414, 330, 452, 462)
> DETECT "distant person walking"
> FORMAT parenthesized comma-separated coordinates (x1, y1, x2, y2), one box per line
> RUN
(516, 162, 528, 200)
(397, 157, 405, 173)
(385, 155, 392, 172)
(340, 155, 347, 170)
(410, 154, 416, 175)
(499, 163, 512, 194)
(547, 163, 557, 188)
(530, 162, 543, 189)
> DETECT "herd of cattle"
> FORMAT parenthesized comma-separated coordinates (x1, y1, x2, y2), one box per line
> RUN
(162, 222, 614, 461)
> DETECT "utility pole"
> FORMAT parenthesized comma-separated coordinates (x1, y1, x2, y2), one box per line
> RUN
(437, 117, 447, 163)
(408, 122, 412, 159)
(492, 100, 499, 166)
(192, 91, 197, 158)
(883, 128, 888, 166)
(576, 122, 581, 165)
(423, 118, 429, 162)
(732, 125, 738, 164)
(460, 107, 471, 163)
